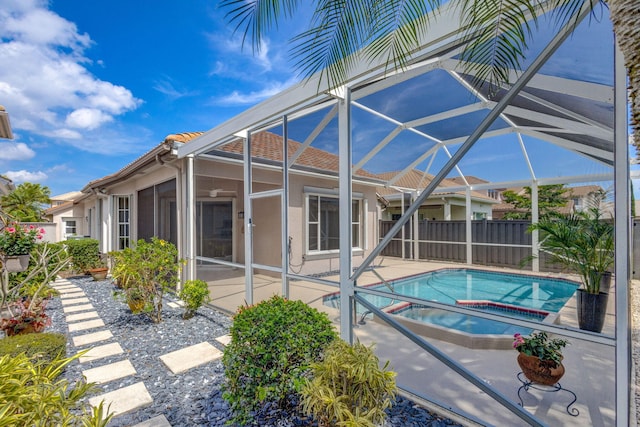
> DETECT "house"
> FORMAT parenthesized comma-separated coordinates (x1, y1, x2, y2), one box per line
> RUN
(55, 131, 384, 278)
(491, 184, 607, 219)
(378, 171, 498, 221)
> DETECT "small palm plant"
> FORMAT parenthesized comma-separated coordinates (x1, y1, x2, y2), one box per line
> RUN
(529, 207, 613, 294)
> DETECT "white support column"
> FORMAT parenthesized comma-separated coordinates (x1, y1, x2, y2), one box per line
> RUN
(282, 116, 290, 298)
(338, 87, 354, 343)
(401, 193, 406, 259)
(186, 155, 196, 282)
(613, 40, 630, 427)
(531, 181, 539, 272)
(444, 200, 451, 220)
(413, 193, 419, 260)
(244, 134, 254, 305)
(465, 188, 472, 265)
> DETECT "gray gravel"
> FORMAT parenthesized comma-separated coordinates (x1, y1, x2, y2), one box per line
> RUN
(48, 276, 461, 426)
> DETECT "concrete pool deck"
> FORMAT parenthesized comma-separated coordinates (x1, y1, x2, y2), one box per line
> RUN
(199, 258, 620, 426)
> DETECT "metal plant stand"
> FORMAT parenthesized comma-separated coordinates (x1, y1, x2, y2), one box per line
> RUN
(516, 372, 579, 417)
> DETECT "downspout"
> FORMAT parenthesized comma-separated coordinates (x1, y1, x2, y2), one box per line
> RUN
(156, 151, 185, 290)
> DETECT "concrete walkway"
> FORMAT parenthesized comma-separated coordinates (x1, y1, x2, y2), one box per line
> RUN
(51, 278, 231, 426)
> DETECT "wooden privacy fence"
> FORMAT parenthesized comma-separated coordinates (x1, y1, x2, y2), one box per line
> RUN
(379, 219, 562, 272)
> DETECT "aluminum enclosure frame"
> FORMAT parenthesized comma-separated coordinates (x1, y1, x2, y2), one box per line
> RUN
(178, 1, 630, 425)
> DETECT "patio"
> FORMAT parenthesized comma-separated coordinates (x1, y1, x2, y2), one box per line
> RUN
(200, 258, 619, 426)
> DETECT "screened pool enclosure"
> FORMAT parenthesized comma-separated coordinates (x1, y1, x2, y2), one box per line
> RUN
(177, 2, 630, 426)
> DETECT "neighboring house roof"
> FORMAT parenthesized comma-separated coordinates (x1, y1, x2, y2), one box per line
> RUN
(449, 176, 489, 186)
(82, 131, 383, 193)
(566, 185, 603, 197)
(0, 105, 13, 140)
(376, 170, 497, 203)
(44, 200, 75, 216)
(51, 191, 84, 204)
(493, 184, 602, 216)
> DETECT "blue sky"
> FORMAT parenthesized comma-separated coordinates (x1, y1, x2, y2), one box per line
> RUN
(0, 0, 634, 198)
(0, 0, 308, 196)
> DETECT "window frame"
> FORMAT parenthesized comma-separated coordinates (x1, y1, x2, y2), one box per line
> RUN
(304, 188, 365, 257)
(114, 195, 131, 250)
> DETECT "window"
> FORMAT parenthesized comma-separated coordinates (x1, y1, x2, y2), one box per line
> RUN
(473, 212, 487, 220)
(115, 195, 130, 249)
(64, 219, 77, 235)
(307, 194, 362, 253)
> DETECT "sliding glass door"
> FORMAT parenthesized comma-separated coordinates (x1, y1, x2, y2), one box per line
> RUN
(196, 200, 233, 261)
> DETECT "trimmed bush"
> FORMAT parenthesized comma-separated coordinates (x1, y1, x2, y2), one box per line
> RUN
(301, 339, 397, 427)
(0, 352, 112, 426)
(0, 332, 66, 367)
(65, 239, 101, 273)
(178, 279, 211, 319)
(222, 295, 338, 425)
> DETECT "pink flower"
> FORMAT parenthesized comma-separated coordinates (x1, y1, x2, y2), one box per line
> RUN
(6, 227, 15, 233)
(29, 225, 35, 229)
(39, 228, 45, 234)
(36, 234, 43, 240)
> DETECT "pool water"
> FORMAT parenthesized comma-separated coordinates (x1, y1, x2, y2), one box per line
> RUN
(324, 268, 579, 337)
(393, 305, 544, 335)
(362, 268, 578, 313)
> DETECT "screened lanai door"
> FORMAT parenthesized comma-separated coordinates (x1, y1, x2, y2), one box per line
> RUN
(196, 200, 233, 261)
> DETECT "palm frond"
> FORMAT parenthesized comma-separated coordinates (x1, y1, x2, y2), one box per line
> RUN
(458, 0, 542, 96)
(290, 0, 442, 90)
(219, 0, 302, 52)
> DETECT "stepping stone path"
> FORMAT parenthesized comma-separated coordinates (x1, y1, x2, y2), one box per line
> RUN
(50, 278, 230, 426)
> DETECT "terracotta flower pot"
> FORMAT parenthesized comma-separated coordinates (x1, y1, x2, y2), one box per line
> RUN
(88, 267, 108, 281)
(517, 352, 565, 386)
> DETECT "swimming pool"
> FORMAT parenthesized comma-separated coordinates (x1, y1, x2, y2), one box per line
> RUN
(361, 268, 579, 312)
(323, 268, 579, 348)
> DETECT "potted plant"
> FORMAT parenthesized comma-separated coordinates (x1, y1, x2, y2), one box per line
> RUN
(87, 255, 109, 281)
(513, 332, 569, 385)
(529, 206, 614, 332)
(0, 298, 51, 336)
(0, 224, 44, 272)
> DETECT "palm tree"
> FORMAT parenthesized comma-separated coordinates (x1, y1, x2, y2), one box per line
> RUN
(219, 0, 638, 148)
(0, 182, 51, 222)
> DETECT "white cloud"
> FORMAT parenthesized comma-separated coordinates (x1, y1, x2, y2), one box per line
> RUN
(217, 78, 297, 105)
(0, 2, 142, 149)
(153, 76, 199, 100)
(5, 169, 47, 183)
(47, 129, 83, 139)
(0, 142, 35, 160)
(65, 108, 113, 130)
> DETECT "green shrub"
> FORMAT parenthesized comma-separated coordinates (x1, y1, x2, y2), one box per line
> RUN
(65, 239, 101, 273)
(222, 295, 338, 425)
(0, 332, 67, 367)
(0, 352, 112, 426)
(110, 238, 183, 323)
(301, 339, 397, 427)
(178, 279, 211, 319)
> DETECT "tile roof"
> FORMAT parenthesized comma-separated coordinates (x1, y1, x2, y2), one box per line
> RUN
(375, 169, 495, 201)
(210, 131, 380, 179)
(82, 131, 381, 192)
